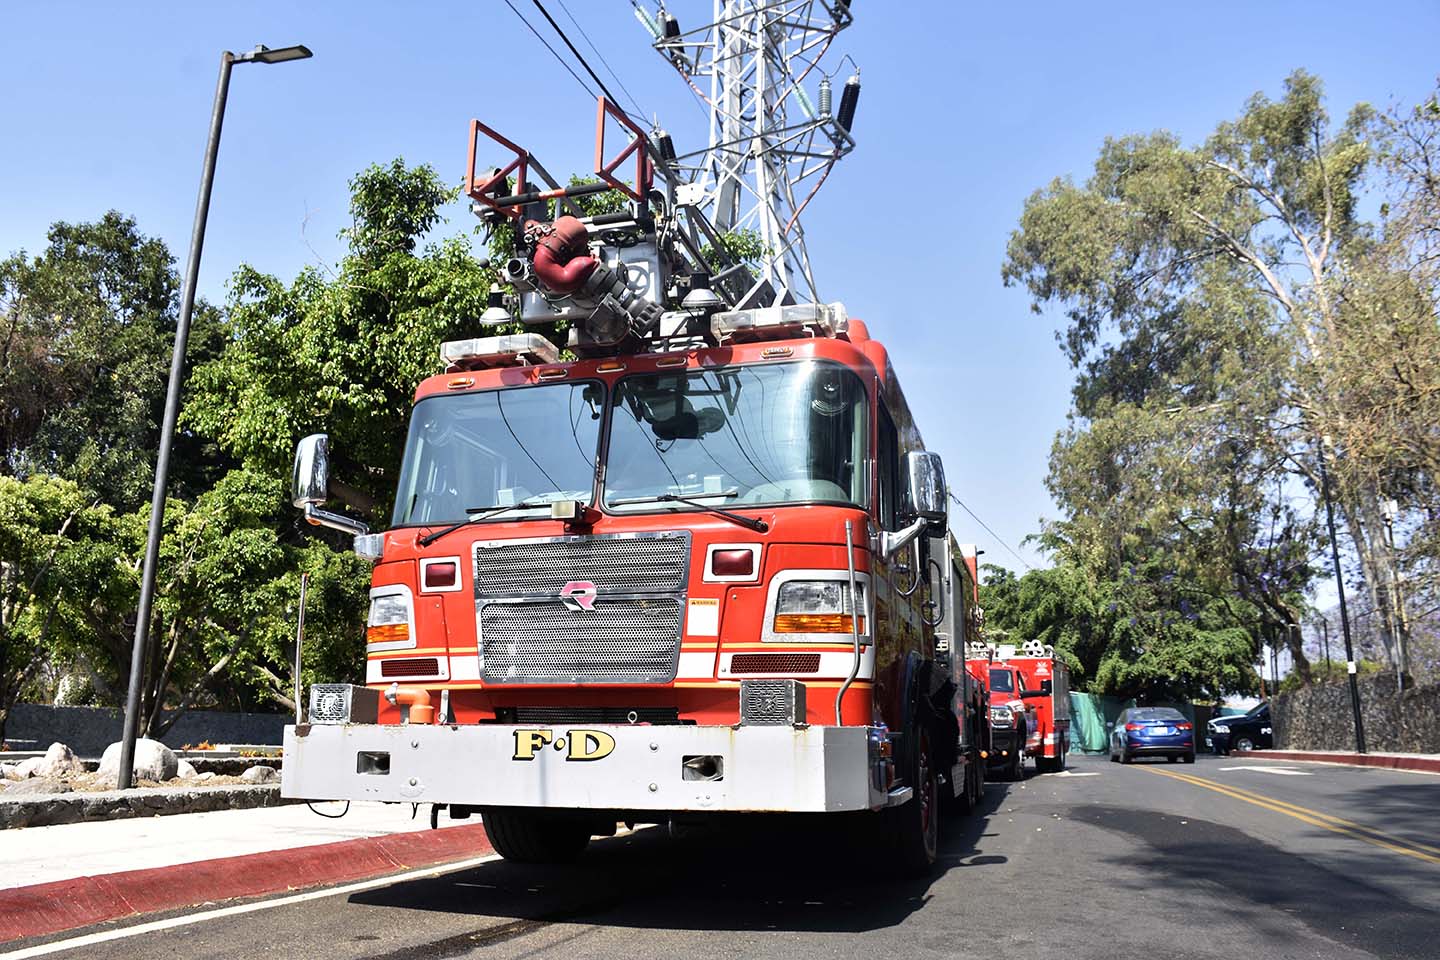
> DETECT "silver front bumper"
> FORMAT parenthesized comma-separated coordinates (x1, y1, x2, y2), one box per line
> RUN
(282, 722, 891, 813)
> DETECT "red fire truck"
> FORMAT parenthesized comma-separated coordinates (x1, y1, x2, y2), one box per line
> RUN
(281, 101, 982, 872)
(966, 640, 1071, 778)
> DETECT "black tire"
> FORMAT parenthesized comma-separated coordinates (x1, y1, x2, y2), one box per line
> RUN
(884, 726, 939, 876)
(481, 807, 592, 864)
(1234, 736, 1255, 753)
(1109, 744, 1119, 763)
(1120, 748, 1133, 765)
(1183, 751, 1196, 764)
(1167, 754, 1178, 763)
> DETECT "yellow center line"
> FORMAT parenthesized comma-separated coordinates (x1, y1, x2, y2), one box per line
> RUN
(1203, 772, 1440, 857)
(1143, 766, 1440, 866)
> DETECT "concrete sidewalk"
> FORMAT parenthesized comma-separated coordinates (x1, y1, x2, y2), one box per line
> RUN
(1, 801, 469, 890)
(1253, 749, 1440, 774)
(0, 802, 495, 945)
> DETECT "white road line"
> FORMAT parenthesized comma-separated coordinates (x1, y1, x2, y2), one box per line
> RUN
(0, 854, 503, 960)
(1047, 771, 1100, 777)
(1217, 765, 1311, 776)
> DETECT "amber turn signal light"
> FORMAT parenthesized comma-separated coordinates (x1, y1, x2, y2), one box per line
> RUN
(773, 613, 864, 634)
(366, 623, 409, 644)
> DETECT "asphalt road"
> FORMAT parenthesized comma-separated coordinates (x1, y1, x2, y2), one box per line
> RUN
(13, 753, 1440, 960)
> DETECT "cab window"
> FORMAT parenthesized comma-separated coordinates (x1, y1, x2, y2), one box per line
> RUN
(877, 400, 898, 529)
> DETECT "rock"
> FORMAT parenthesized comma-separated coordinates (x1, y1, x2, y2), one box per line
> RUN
(14, 757, 43, 779)
(98, 738, 179, 784)
(239, 765, 278, 784)
(35, 742, 84, 779)
(0, 763, 22, 782)
(2, 778, 68, 796)
(176, 759, 198, 779)
(194, 771, 217, 782)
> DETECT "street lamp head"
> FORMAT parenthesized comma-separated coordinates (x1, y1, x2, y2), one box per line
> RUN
(239, 44, 313, 65)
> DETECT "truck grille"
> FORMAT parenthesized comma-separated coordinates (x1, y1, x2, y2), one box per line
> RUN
(473, 533, 689, 597)
(473, 533, 690, 684)
(501, 706, 683, 725)
(480, 598, 683, 683)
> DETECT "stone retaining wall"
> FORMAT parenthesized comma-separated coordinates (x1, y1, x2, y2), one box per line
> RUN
(1273, 673, 1440, 753)
(0, 784, 294, 830)
(4, 704, 287, 757)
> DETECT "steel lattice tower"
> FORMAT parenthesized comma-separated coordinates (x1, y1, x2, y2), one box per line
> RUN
(637, 1, 859, 305)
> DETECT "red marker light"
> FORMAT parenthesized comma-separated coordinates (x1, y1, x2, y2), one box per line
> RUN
(711, 548, 755, 578)
(424, 561, 457, 589)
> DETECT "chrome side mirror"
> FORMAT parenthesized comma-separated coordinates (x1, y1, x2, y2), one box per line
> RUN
(902, 450, 947, 528)
(292, 434, 330, 507)
(291, 434, 371, 540)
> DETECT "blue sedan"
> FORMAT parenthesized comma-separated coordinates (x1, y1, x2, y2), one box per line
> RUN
(1109, 707, 1196, 764)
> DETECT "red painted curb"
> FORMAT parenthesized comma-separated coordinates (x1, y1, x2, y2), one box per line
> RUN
(0, 823, 494, 945)
(1255, 750, 1440, 774)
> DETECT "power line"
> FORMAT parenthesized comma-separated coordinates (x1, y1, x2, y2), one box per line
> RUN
(555, 0, 652, 122)
(529, 0, 640, 125)
(502, 0, 598, 101)
(948, 492, 1034, 572)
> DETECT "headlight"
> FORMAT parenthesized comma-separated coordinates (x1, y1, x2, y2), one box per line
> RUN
(773, 580, 865, 634)
(367, 590, 412, 646)
(990, 707, 1014, 727)
(1211, 723, 1230, 733)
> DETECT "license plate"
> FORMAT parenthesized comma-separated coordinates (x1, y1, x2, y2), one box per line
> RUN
(1154, 726, 1172, 736)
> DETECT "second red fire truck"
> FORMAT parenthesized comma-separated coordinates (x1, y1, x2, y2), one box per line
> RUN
(967, 640, 1072, 779)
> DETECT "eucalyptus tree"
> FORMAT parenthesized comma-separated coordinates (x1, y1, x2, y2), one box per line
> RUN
(1003, 71, 1410, 677)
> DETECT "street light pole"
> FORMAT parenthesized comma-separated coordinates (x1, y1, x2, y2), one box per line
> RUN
(1317, 438, 1366, 754)
(116, 44, 312, 789)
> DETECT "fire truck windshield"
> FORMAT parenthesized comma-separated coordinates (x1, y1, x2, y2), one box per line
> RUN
(989, 669, 1016, 693)
(391, 382, 603, 526)
(604, 361, 868, 513)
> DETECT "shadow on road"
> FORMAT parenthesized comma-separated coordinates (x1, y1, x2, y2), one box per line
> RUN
(1071, 802, 1440, 960)
(348, 785, 1015, 939)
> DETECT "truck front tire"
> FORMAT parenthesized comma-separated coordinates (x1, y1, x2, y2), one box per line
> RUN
(884, 726, 938, 875)
(481, 807, 593, 864)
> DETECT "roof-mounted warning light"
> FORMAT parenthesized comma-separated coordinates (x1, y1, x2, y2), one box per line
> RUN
(441, 334, 559, 371)
(710, 302, 849, 344)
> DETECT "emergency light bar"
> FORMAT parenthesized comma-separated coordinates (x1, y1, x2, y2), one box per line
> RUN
(441, 333, 560, 371)
(710, 302, 848, 343)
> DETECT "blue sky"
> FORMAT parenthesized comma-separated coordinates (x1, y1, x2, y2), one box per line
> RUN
(2, 1, 1437, 572)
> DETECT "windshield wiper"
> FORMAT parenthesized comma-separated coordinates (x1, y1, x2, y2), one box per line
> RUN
(610, 492, 768, 533)
(417, 499, 552, 547)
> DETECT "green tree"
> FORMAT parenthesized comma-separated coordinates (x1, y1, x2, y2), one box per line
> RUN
(0, 213, 225, 511)
(0, 475, 127, 741)
(981, 561, 1261, 701)
(186, 160, 492, 520)
(1002, 70, 1395, 678)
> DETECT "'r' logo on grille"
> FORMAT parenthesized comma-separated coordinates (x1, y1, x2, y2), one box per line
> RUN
(559, 580, 597, 612)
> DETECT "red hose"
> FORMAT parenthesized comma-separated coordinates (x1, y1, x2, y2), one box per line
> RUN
(530, 216, 595, 294)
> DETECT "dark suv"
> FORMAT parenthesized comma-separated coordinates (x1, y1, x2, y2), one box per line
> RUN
(1207, 702, 1273, 754)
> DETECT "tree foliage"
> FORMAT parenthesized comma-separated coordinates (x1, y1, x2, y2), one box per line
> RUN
(1003, 71, 1440, 689)
(0, 213, 225, 511)
(185, 161, 493, 518)
(0, 159, 483, 737)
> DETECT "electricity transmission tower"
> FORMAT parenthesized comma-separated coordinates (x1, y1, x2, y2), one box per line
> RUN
(635, 1, 861, 305)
